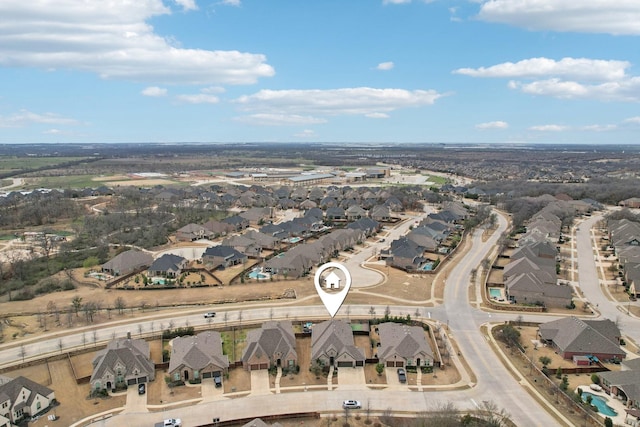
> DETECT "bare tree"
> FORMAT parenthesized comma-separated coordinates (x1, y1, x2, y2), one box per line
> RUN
(369, 306, 376, 319)
(114, 296, 126, 315)
(82, 332, 87, 347)
(71, 296, 83, 317)
(57, 339, 63, 353)
(269, 307, 274, 320)
(138, 324, 143, 337)
(223, 312, 229, 327)
(19, 345, 26, 362)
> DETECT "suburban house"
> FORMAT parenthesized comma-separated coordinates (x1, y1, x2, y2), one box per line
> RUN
(598, 359, 640, 415)
(147, 253, 188, 278)
(175, 223, 210, 242)
(168, 331, 229, 383)
(505, 272, 572, 308)
(221, 234, 263, 258)
(101, 249, 153, 276)
(202, 220, 235, 238)
(201, 245, 248, 269)
(242, 321, 297, 370)
(382, 237, 427, 271)
(538, 317, 625, 362)
(311, 320, 365, 368)
(0, 376, 56, 426)
(239, 207, 273, 226)
(222, 215, 250, 232)
(91, 338, 155, 392)
(376, 323, 434, 368)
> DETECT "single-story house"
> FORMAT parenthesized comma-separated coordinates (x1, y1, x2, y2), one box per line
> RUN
(91, 338, 155, 392)
(377, 322, 434, 368)
(101, 249, 153, 276)
(311, 320, 365, 368)
(168, 331, 229, 383)
(242, 321, 297, 370)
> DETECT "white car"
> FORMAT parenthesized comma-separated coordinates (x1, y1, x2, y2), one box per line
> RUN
(164, 419, 182, 427)
(342, 400, 361, 409)
(203, 312, 216, 318)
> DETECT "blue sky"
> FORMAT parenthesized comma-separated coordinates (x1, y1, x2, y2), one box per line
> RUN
(1, 0, 640, 144)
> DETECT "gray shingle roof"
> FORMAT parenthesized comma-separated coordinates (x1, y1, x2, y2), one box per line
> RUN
(377, 323, 433, 362)
(241, 321, 297, 364)
(539, 317, 624, 357)
(169, 331, 228, 374)
(311, 320, 365, 362)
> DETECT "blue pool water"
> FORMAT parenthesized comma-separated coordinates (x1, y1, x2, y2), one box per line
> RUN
(582, 392, 617, 417)
(248, 269, 269, 279)
(421, 262, 434, 271)
(489, 288, 502, 298)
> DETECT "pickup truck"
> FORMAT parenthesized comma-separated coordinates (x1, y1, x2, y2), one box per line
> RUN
(155, 419, 182, 427)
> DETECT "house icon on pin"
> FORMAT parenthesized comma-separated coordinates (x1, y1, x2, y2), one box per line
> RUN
(325, 271, 341, 289)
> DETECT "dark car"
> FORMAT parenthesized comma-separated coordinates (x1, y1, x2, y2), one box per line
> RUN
(214, 375, 222, 388)
(138, 383, 146, 394)
(397, 368, 407, 383)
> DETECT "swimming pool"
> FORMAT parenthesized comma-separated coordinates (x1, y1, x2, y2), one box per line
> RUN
(581, 392, 617, 417)
(489, 288, 502, 298)
(421, 262, 434, 271)
(248, 268, 270, 280)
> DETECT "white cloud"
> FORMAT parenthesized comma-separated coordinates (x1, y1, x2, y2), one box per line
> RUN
(623, 116, 640, 124)
(376, 61, 395, 71)
(476, 120, 508, 129)
(383, 0, 412, 4)
(141, 86, 168, 97)
(235, 87, 445, 116)
(477, 0, 640, 35)
(174, 0, 198, 11)
(528, 124, 569, 132)
(581, 124, 617, 132)
(234, 114, 327, 126)
(366, 113, 390, 119)
(176, 94, 220, 104)
(202, 86, 226, 94)
(220, 0, 241, 6)
(454, 57, 629, 81)
(0, 110, 79, 128)
(511, 78, 640, 101)
(0, 1, 274, 85)
(294, 129, 317, 138)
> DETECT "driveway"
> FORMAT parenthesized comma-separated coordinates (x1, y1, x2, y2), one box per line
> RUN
(249, 369, 272, 395)
(336, 366, 365, 389)
(121, 385, 148, 414)
(384, 367, 407, 389)
(201, 378, 225, 402)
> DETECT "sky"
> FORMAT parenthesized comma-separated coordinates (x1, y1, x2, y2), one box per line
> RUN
(1, 1, 640, 145)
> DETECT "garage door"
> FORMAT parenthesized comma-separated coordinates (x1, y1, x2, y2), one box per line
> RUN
(337, 361, 353, 368)
(386, 361, 395, 367)
(259, 363, 269, 369)
(127, 378, 137, 386)
(395, 361, 404, 367)
(355, 361, 364, 367)
(202, 372, 212, 379)
(137, 376, 147, 384)
(250, 364, 261, 370)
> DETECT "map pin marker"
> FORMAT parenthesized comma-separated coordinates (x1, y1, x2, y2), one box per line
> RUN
(314, 262, 352, 318)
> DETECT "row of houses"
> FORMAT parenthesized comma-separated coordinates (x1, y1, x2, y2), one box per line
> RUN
(381, 201, 468, 271)
(102, 207, 382, 280)
(90, 320, 435, 392)
(608, 218, 640, 298)
(502, 210, 572, 308)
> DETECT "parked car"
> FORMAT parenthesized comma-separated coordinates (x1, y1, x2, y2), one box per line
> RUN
(342, 400, 361, 409)
(204, 312, 216, 318)
(155, 419, 181, 427)
(138, 383, 145, 395)
(214, 374, 222, 388)
(397, 368, 407, 383)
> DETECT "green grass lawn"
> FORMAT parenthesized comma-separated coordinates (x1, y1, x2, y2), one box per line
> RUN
(0, 156, 91, 174)
(424, 174, 448, 185)
(22, 175, 99, 189)
(221, 328, 247, 362)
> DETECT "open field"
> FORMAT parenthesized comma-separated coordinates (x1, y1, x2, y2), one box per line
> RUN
(0, 156, 92, 174)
